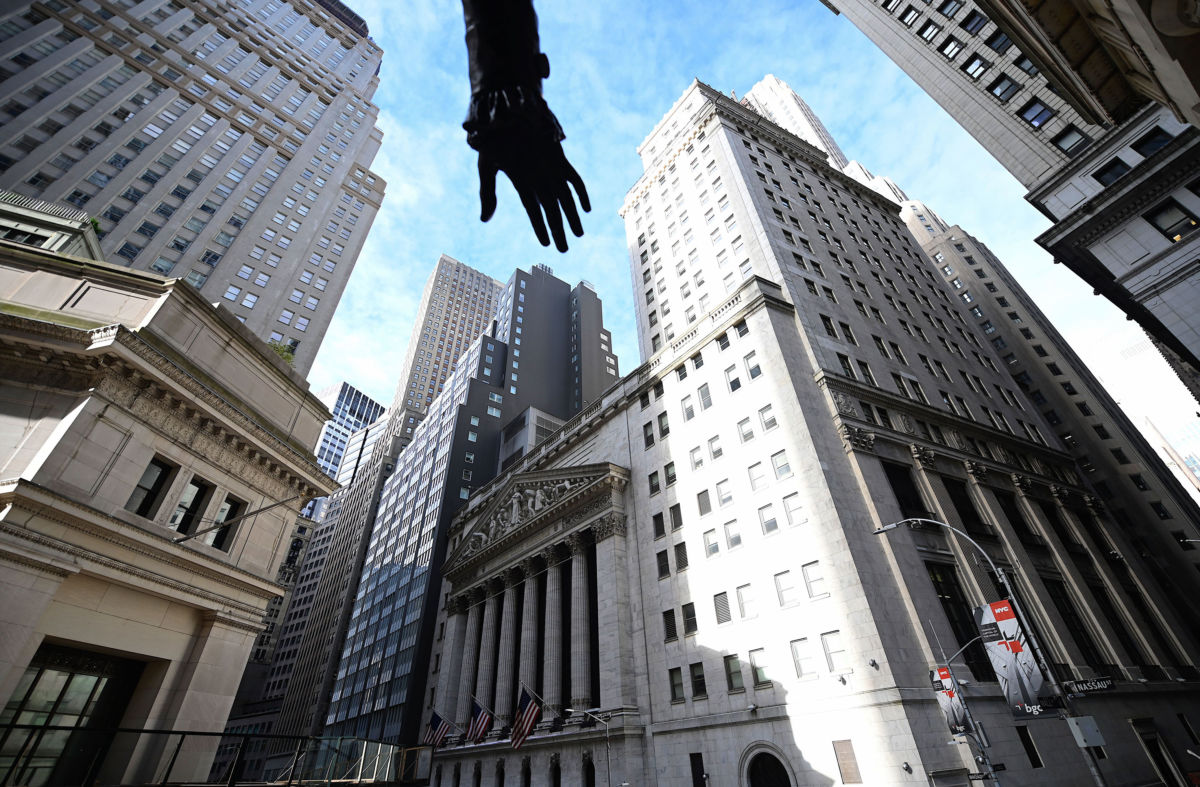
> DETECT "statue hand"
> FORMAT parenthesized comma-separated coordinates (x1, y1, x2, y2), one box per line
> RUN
(477, 131, 589, 252)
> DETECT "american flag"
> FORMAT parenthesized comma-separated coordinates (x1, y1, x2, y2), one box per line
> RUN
(510, 687, 542, 750)
(467, 699, 492, 743)
(422, 711, 452, 748)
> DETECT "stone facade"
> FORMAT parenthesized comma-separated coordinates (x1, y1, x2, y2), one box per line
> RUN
(0, 207, 334, 783)
(417, 83, 1200, 787)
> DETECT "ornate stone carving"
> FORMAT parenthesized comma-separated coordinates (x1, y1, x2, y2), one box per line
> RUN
(519, 556, 540, 579)
(1084, 495, 1105, 513)
(947, 429, 967, 451)
(965, 461, 989, 481)
(1050, 485, 1071, 504)
(840, 424, 875, 453)
(591, 511, 627, 541)
(898, 413, 915, 434)
(911, 444, 936, 470)
(460, 477, 583, 560)
(566, 531, 587, 555)
(447, 594, 470, 616)
(1011, 474, 1033, 494)
(832, 390, 858, 417)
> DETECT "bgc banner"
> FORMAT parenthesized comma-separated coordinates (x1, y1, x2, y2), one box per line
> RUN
(975, 599, 1051, 719)
(930, 666, 972, 735)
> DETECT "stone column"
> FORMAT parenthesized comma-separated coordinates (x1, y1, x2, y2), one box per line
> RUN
(518, 558, 540, 695)
(437, 595, 470, 723)
(455, 589, 484, 727)
(592, 512, 635, 709)
(542, 546, 563, 716)
(568, 533, 592, 710)
(493, 570, 520, 727)
(473, 578, 502, 711)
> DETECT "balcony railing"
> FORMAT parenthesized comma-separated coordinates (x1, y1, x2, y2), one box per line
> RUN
(0, 723, 430, 786)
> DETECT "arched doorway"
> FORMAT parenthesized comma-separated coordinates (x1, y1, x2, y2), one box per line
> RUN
(748, 752, 792, 787)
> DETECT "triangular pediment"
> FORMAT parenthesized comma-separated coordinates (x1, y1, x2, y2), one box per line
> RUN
(443, 462, 628, 576)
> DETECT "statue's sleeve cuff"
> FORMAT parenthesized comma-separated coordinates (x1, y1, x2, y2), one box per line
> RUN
(463, 84, 565, 150)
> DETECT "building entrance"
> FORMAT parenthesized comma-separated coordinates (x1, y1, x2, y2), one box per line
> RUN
(0, 642, 143, 787)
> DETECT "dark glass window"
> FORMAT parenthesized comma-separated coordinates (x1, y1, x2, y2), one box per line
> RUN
(1092, 158, 1131, 186)
(125, 457, 175, 517)
(925, 562, 995, 681)
(1018, 99, 1054, 127)
(1041, 576, 1105, 670)
(1131, 127, 1173, 157)
(1144, 199, 1198, 242)
(985, 30, 1013, 52)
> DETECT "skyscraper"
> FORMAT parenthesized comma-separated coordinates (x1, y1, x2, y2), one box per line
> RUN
(321, 264, 618, 744)
(899, 199, 1200, 630)
(0, 0, 384, 372)
(821, 0, 1200, 399)
(390, 255, 505, 443)
(303, 381, 386, 520)
(261, 257, 536, 766)
(419, 79, 1200, 787)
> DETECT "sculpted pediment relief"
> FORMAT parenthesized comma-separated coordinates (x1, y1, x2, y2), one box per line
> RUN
(444, 462, 628, 575)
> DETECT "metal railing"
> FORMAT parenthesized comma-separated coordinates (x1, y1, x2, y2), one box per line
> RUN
(0, 723, 430, 786)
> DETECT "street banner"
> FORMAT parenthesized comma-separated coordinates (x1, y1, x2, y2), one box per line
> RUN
(974, 599, 1050, 718)
(930, 666, 973, 734)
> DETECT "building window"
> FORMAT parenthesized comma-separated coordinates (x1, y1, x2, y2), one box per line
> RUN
(725, 365, 742, 392)
(899, 5, 920, 26)
(961, 54, 989, 79)
(1131, 127, 1173, 158)
(657, 550, 670, 578)
(649, 471, 661, 494)
(682, 601, 698, 634)
(791, 638, 817, 679)
(803, 561, 828, 598)
(689, 662, 707, 698)
(704, 530, 720, 557)
(758, 504, 778, 534)
(771, 450, 792, 479)
(1052, 125, 1088, 155)
(821, 630, 849, 673)
(1016, 726, 1044, 768)
(663, 610, 677, 641)
(1018, 99, 1054, 128)
(917, 20, 942, 41)
(669, 667, 685, 702)
(1092, 158, 1131, 186)
(748, 463, 767, 491)
(1144, 199, 1198, 242)
(988, 74, 1020, 102)
(724, 655, 744, 691)
(774, 571, 797, 606)
(938, 35, 964, 58)
(725, 520, 742, 549)
(168, 476, 213, 536)
(125, 457, 176, 518)
(675, 542, 689, 571)
(960, 9, 988, 33)
(937, 0, 963, 17)
(985, 29, 1012, 52)
(749, 648, 770, 685)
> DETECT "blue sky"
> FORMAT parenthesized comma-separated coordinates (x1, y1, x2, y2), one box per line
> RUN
(308, 0, 1198, 448)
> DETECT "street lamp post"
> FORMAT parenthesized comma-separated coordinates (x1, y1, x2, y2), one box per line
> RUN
(565, 708, 611, 787)
(875, 517, 1107, 787)
(940, 635, 1000, 786)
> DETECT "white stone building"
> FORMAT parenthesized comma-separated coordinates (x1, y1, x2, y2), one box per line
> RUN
(0, 195, 334, 784)
(417, 82, 1200, 787)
